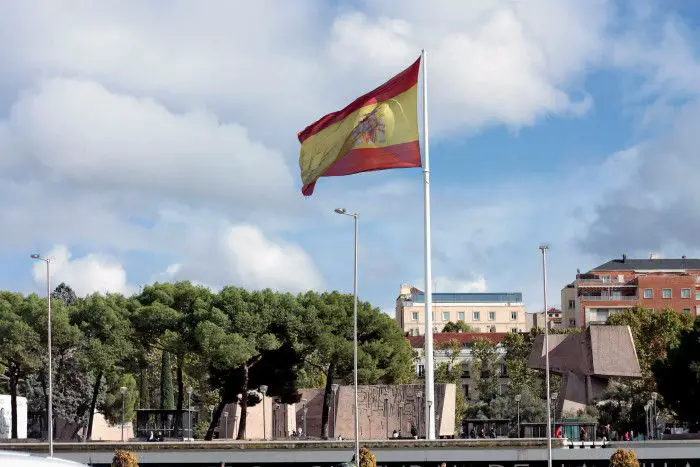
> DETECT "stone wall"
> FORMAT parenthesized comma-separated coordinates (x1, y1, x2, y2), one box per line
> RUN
(297, 384, 455, 439)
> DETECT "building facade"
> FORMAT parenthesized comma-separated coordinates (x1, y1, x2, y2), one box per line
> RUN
(562, 256, 700, 327)
(396, 284, 527, 336)
(408, 333, 509, 403)
(525, 308, 564, 330)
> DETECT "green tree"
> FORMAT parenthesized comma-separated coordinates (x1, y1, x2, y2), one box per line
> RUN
(101, 374, 138, 427)
(653, 318, 700, 424)
(70, 292, 135, 440)
(441, 321, 473, 333)
(0, 292, 40, 438)
(297, 291, 415, 438)
(160, 352, 175, 410)
(598, 307, 693, 433)
(466, 338, 501, 418)
(434, 339, 467, 434)
(51, 283, 77, 306)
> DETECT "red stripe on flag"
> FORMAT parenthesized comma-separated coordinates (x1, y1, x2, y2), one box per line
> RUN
(297, 57, 421, 144)
(302, 141, 421, 196)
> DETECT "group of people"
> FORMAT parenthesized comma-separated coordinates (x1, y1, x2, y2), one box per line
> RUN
(467, 427, 497, 439)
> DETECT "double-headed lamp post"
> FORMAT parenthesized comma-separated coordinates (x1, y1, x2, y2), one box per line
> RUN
(259, 385, 268, 440)
(30, 254, 53, 457)
(120, 386, 127, 442)
(187, 386, 193, 441)
(334, 207, 360, 465)
(514, 394, 522, 438)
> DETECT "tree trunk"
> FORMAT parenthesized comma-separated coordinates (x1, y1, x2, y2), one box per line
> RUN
(8, 362, 19, 439)
(175, 358, 184, 436)
(85, 371, 102, 441)
(236, 365, 250, 440)
(321, 362, 335, 439)
(204, 395, 228, 441)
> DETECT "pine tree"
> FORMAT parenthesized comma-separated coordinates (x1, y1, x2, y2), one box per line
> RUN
(160, 352, 174, 410)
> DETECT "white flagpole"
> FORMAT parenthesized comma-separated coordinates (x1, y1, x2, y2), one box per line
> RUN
(421, 48, 436, 441)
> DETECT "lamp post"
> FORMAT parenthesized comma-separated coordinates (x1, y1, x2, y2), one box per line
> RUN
(651, 392, 658, 440)
(187, 386, 193, 441)
(30, 254, 53, 457)
(398, 401, 404, 437)
(331, 384, 339, 438)
(120, 386, 127, 442)
(514, 394, 521, 438)
(539, 243, 552, 467)
(259, 385, 268, 440)
(223, 411, 229, 439)
(334, 207, 360, 465)
(551, 391, 558, 437)
(302, 398, 308, 439)
(417, 391, 423, 439)
(384, 394, 390, 439)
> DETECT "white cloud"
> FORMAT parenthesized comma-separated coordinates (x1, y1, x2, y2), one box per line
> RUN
(220, 225, 324, 293)
(433, 276, 487, 293)
(32, 245, 135, 296)
(4, 78, 294, 206)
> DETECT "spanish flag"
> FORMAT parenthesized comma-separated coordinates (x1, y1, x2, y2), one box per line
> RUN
(298, 57, 422, 196)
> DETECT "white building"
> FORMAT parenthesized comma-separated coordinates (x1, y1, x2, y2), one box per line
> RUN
(0, 395, 28, 439)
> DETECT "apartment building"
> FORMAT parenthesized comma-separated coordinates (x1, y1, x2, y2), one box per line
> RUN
(562, 256, 700, 327)
(396, 284, 526, 336)
(525, 308, 564, 330)
(407, 332, 509, 402)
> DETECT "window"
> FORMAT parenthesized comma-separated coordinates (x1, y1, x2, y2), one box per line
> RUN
(463, 385, 470, 399)
(683, 308, 691, 314)
(511, 311, 518, 320)
(458, 311, 465, 321)
(569, 319, 576, 327)
(461, 364, 470, 379)
(488, 311, 496, 321)
(568, 299, 575, 309)
(511, 327, 519, 333)
(696, 291, 700, 300)
(442, 311, 450, 321)
(643, 288, 653, 299)
(417, 364, 425, 377)
(681, 288, 691, 299)
(473, 311, 481, 321)
(500, 363, 508, 377)
(662, 288, 672, 299)
(411, 311, 419, 321)
(599, 275, 611, 282)
(489, 326, 496, 333)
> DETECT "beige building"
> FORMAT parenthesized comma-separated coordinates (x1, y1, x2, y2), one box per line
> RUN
(396, 284, 527, 336)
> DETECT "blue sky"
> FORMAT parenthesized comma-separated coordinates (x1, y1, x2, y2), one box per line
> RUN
(1, 0, 699, 315)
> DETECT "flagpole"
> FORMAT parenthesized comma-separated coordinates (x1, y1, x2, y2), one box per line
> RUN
(421, 48, 436, 441)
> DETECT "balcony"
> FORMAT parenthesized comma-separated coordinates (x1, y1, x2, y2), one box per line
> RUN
(577, 278, 635, 287)
(580, 295, 639, 301)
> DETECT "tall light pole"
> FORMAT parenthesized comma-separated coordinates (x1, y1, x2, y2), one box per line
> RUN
(187, 386, 193, 441)
(334, 207, 360, 464)
(302, 398, 308, 439)
(539, 243, 552, 467)
(30, 254, 53, 457)
(651, 392, 658, 440)
(259, 385, 268, 440)
(223, 411, 228, 439)
(416, 391, 423, 438)
(515, 394, 521, 438)
(331, 384, 339, 439)
(120, 386, 127, 442)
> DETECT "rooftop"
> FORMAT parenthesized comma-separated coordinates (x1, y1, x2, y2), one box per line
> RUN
(406, 292, 522, 304)
(407, 332, 509, 348)
(592, 257, 700, 272)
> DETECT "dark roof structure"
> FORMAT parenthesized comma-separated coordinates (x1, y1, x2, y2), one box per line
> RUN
(408, 292, 522, 303)
(592, 258, 700, 271)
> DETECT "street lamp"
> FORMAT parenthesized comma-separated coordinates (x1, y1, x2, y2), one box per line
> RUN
(551, 391, 558, 437)
(259, 385, 268, 440)
(223, 411, 229, 439)
(539, 243, 553, 467)
(120, 386, 128, 442)
(514, 394, 522, 438)
(187, 386, 193, 441)
(331, 384, 340, 438)
(334, 207, 360, 465)
(384, 394, 390, 439)
(302, 398, 308, 439)
(417, 391, 423, 439)
(30, 254, 53, 457)
(651, 392, 658, 440)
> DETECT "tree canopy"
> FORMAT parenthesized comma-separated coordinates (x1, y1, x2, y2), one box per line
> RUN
(441, 321, 473, 333)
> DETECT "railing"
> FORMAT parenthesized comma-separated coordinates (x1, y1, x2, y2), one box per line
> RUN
(580, 295, 639, 301)
(577, 278, 634, 285)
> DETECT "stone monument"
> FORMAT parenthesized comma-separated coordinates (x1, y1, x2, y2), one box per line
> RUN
(527, 325, 641, 415)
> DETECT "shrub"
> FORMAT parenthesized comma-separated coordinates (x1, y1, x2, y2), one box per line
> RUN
(609, 448, 639, 467)
(112, 449, 139, 467)
(359, 446, 377, 467)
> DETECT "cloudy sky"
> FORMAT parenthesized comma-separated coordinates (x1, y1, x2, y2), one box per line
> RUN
(1, 0, 699, 314)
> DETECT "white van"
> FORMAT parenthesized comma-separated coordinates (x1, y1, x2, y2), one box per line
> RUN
(0, 451, 87, 466)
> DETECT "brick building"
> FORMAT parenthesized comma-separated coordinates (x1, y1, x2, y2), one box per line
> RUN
(561, 256, 700, 327)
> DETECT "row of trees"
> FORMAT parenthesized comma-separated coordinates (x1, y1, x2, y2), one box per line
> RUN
(0, 282, 415, 440)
